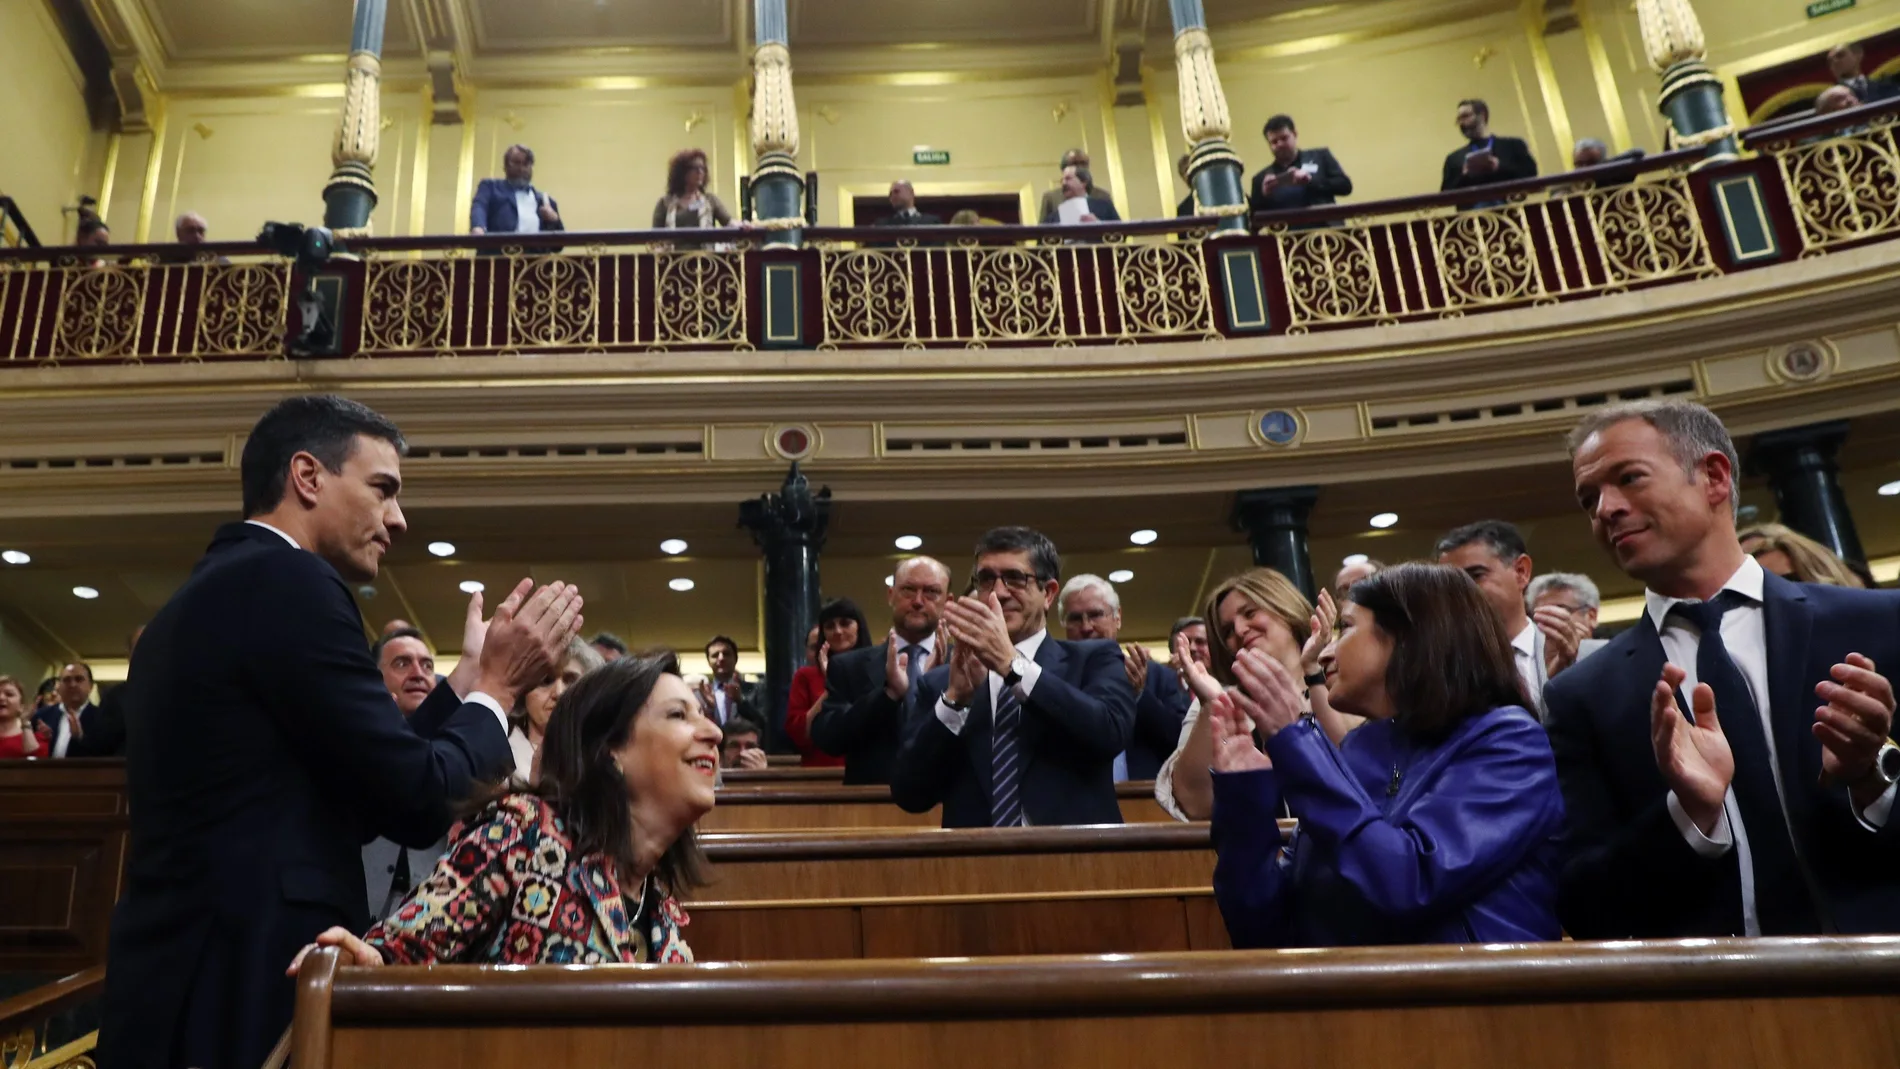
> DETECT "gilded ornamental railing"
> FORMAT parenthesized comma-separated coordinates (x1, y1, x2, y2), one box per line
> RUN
(0, 254, 290, 363)
(1749, 98, 1900, 256)
(0, 966, 101, 1069)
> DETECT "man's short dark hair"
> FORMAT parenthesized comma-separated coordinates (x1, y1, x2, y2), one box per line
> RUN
(77, 218, 109, 242)
(505, 143, 535, 165)
(724, 716, 764, 740)
(973, 526, 1061, 584)
(239, 395, 406, 518)
(1264, 114, 1297, 137)
(1349, 563, 1526, 739)
(36, 678, 56, 697)
(371, 627, 430, 665)
(1435, 520, 1528, 562)
(1169, 616, 1205, 643)
(1458, 98, 1490, 120)
(60, 662, 94, 683)
(590, 632, 629, 656)
(705, 635, 738, 657)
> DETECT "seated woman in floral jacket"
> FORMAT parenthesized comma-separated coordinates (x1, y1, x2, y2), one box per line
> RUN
(290, 652, 722, 969)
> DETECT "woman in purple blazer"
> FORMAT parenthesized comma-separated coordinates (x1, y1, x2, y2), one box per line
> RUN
(1209, 562, 1565, 947)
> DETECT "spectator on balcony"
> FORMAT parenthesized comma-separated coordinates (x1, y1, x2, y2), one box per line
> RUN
(1052, 166, 1120, 226)
(1441, 99, 1538, 194)
(1828, 42, 1900, 105)
(470, 144, 564, 237)
(949, 209, 982, 226)
(1572, 138, 1645, 178)
(1038, 149, 1112, 223)
(653, 148, 734, 231)
(0, 676, 47, 759)
(76, 217, 110, 263)
(590, 632, 629, 663)
(1816, 84, 1862, 116)
(1248, 115, 1353, 218)
(877, 181, 941, 227)
(175, 212, 208, 244)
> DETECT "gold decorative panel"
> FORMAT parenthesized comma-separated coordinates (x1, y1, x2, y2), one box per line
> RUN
(1768, 117, 1900, 255)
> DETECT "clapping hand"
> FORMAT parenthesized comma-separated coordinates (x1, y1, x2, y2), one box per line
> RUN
(1230, 648, 1306, 741)
(474, 580, 584, 709)
(536, 192, 559, 225)
(1175, 632, 1222, 707)
(883, 629, 912, 700)
(1122, 643, 1151, 692)
(1300, 588, 1338, 680)
(1814, 653, 1896, 802)
(943, 590, 1017, 675)
(287, 928, 383, 976)
(1535, 605, 1585, 679)
(1208, 691, 1270, 773)
(1650, 663, 1733, 836)
(943, 641, 987, 707)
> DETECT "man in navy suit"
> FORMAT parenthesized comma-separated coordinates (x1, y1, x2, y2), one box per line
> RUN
(892, 527, 1135, 827)
(32, 661, 109, 757)
(1547, 400, 1900, 939)
(469, 144, 564, 236)
(812, 555, 951, 785)
(1047, 166, 1121, 225)
(98, 394, 583, 1069)
(1057, 573, 1188, 781)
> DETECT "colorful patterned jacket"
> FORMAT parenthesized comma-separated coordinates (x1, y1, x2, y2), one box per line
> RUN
(364, 793, 693, 964)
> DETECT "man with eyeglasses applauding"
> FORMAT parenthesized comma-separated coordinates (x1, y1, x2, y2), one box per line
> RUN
(811, 555, 952, 785)
(892, 527, 1136, 828)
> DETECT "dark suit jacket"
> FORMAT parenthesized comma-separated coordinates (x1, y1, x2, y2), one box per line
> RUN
(877, 209, 942, 227)
(891, 635, 1135, 828)
(97, 522, 513, 1069)
(1247, 148, 1353, 215)
(1440, 136, 1538, 192)
(31, 701, 112, 757)
(1545, 571, 1900, 939)
(1039, 193, 1121, 225)
(811, 641, 908, 785)
(469, 178, 565, 234)
(1128, 663, 1190, 781)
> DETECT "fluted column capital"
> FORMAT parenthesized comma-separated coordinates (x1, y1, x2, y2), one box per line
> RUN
(751, 40, 800, 159)
(1636, 0, 1707, 72)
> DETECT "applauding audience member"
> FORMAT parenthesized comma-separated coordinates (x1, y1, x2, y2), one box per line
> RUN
(1157, 568, 1353, 821)
(785, 599, 871, 768)
(1211, 562, 1564, 947)
(1739, 522, 1866, 588)
(1059, 574, 1189, 781)
(32, 662, 105, 758)
(290, 653, 718, 971)
(697, 635, 759, 727)
(1549, 400, 1900, 939)
(510, 637, 606, 784)
(1437, 520, 1580, 716)
(893, 527, 1135, 827)
(1527, 572, 1608, 660)
(1169, 615, 1211, 674)
(720, 716, 769, 771)
(0, 676, 46, 759)
(812, 556, 951, 785)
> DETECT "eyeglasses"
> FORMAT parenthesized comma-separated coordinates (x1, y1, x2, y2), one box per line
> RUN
(895, 584, 946, 601)
(974, 569, 1040, 592)
(1065, 608, 1113, 625)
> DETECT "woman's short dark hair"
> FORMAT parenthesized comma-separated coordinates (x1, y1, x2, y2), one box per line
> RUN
(666, 148, 710, 199)
(817, 598, 873, 650)
(515, 651, 708, 895)
(1348, 562, 1525, 739)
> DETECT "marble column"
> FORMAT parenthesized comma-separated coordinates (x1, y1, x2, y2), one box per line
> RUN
(750, 0, 805, 246)
(1635, 0, 1737, 162)
(1232, 486, 1320, 602)
(323, 0, 387, 235)
(739, 464, 831, 750)
(1746, 421, 1868, 567)
(1167, 0, 1247, 233)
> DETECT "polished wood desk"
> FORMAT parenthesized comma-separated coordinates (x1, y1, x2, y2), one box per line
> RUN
(0, 762, 128, 974)
(718, 766, 846, 784)
(700, 781, 1168, 831)
(292, 938, 1900, 1069)
(688, 822, 1231, 960)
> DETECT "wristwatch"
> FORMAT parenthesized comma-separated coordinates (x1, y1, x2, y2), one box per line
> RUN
(1004, 654, 1031, 689)
(1857, 741, 1900, 791)
(1303, 670, 1327, 689)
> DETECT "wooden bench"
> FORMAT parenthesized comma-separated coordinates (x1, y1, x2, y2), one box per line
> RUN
(717, 766, 845, 784)
(700, 781, 1169, 831)
(288, 938, 1900, 1068)
(688, 822, 1236, 960)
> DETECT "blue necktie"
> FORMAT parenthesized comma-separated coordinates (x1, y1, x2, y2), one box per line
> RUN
(991, 682, 1025, 827)
(905, 645, 926, 689)
(1670, 593, 1819, 934)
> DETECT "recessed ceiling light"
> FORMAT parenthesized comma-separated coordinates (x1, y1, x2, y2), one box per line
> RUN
(72, 586, 99, 600)
(1, 550, 28, 565)
(894, 535, 923, 551)
(1881, 480, 1900, 497)
(427, 541, 456, 557)
(459, 580, 485, 594)
(669, 578, 696, 592)
(1342, 553, 1369, 567)
(660, 538, 689, 555)
(1129, 529, 1158, 546)
(1369, 512, 1399, 529)
(1108, 569, 1135, 583)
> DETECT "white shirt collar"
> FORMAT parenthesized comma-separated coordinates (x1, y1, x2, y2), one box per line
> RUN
(896, 632, 937, 654)
(1511, 621, 1537, 657)
(244, 520, 302, 549)
(1644, 554, 1764, 633)
(1014, 629, 1048, 660)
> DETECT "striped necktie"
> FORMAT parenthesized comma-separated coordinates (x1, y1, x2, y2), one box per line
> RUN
(991, 683, 1025, 827)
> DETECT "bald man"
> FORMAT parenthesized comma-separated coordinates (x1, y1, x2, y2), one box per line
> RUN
(811, 556, 951, 784)
(1828, 42, 1900, 106)
(175, 212, 208, 244)
(878, 180, 940, 227)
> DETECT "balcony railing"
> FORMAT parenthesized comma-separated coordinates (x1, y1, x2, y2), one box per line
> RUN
(0, 197, 40, 250)
(3, 101, 1900, 367)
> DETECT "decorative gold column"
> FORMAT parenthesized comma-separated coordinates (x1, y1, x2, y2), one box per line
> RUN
(1635, 0, 1736, 161)
(1168, 1, 1246, 232)
(323, 0, 388, 236)
(750, 0, 806, 244)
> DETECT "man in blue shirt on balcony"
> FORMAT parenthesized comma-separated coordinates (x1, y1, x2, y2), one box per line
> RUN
(469, 144, 564, 236)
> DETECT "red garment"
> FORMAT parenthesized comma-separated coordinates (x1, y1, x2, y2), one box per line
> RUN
(783, 664, 845, 768)
(0, 726, 47, 759)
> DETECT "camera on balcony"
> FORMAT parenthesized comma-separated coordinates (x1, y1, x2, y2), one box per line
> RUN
(258, 222, 342, 356)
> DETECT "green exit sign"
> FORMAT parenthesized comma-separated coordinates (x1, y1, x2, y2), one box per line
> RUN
(912, 149, 951, 166)
(1807, 0, 1855, 18)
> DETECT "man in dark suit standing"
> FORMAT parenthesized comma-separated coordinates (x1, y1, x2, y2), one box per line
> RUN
(812, 556, 951, 785)
(1547, 400, 1900, 940)
(876, 180, 941, 227)
(892, 527, 1135, 827)
(98, 394, 582, 1069)
(1829, 42, 1900, 105)
(1049, 166, 1121, 225)
(1058, 573, 1188, 781)
(1248, 114, 1353, 217)
(698, 635, 760, 727)
(32, 661, 109, 757)
(1440, 98, 1538, 192)
(469, 144, 564, 236)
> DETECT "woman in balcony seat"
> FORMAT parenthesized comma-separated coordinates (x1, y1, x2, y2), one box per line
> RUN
(653, 148, 735, 233)
(288, 652, 721, 969)
(1209, 563, 1565, 947)
(1155, 567, 1357, 821)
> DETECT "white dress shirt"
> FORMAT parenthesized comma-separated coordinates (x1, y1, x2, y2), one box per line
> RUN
(243, 520, 507, 732)
(508, 726, 537, 784)
(1649, 554, 1894, 936)
(50, 704, 79, 758)
(1512, 620, 1548, 718)
(934, 630, 1047, 736)
(512, 188, 541, 234)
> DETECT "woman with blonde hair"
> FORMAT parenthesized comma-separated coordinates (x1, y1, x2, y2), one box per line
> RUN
(1156, 567, 1359, 820)
(1739, 522, 1866, 588)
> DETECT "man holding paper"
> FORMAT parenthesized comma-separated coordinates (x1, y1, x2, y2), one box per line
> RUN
(1055, 166, 1120, 226)
(1440, 98, 1537, 193)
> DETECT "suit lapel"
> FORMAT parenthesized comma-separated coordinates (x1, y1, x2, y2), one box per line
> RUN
(1022, 638, 1068, 752)
(574, 853, 639, 962)
(1624, 612, 1669, 723)
(1760, 574, 1816, 814)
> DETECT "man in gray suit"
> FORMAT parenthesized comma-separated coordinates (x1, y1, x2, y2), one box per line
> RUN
(1528, 572, 1610, 661)
(362, 628, 447, 919)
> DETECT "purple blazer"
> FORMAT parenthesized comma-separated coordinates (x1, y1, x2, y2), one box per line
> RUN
(1211, 706, 1564, 948)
